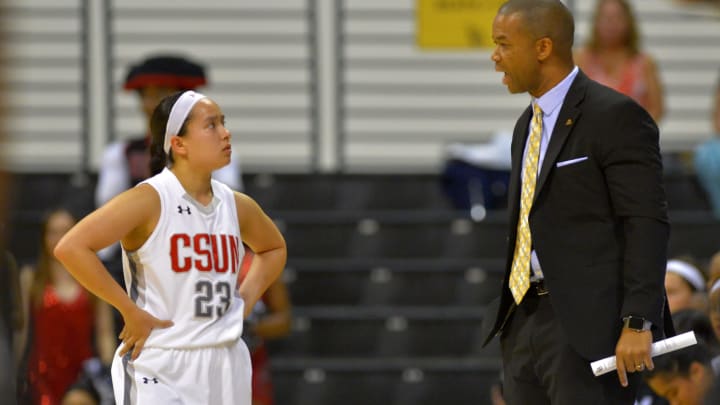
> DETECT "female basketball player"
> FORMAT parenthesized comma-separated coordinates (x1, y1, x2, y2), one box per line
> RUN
(54, 91, 287, 405)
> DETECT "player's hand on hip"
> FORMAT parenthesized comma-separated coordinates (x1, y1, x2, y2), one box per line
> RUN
(614, 328, 653, 387)
(118, 306, 173, 360)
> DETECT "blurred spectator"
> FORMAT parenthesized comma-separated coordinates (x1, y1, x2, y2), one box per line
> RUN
(665, 258, 708, 313)
(644, 341, 718, 405)
(1, 243, 21, 405)
(575, 0, 665, 122)
(441, 131, 512, 216)
(709, 278, 720, 404)
(639, 258, 706, 405)
(706, 257, 720, 354)
(239, 250, 292, 405)
(708, 252, 720, 289)
(710, 278, 720, 347)
(706, 381, 720, 405)
(672, 308, 720, 354)
(694, 73, 720, 218)
(635, 384, 669, 405)
(16, 209, 115, 405)
(714, 70, 720, 135)
(61, 358, 114, 405)
(62, 386, 99, 405)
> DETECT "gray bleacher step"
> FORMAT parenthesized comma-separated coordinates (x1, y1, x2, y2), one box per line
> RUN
(286, 257, 506, 272)
(291, 305, 487, 320)
(270, 357, 502, 405)
(270, 356, 501, 372)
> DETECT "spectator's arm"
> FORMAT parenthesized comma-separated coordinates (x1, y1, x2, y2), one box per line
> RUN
(95, 142, 130, 207)
(253, 279, 292, 339)
(13, 266, 33, 366)
(8, 252, 22, 331)
(643, 55, 665, 123)
(713, 81, 720, 134)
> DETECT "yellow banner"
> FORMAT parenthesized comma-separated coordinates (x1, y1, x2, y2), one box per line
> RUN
(416, 0, 505, 49)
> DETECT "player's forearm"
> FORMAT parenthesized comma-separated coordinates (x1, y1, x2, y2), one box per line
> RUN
(238, 246, 286, 317)
(54, 242, 136, 317)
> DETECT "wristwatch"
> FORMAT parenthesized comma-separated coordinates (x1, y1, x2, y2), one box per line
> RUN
(623, 316, 652, 332)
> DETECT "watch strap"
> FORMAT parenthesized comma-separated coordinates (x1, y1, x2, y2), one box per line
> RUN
(623, 316, 652, 332)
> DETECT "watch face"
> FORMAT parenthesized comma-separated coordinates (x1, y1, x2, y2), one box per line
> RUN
(627, 317, 645, 330)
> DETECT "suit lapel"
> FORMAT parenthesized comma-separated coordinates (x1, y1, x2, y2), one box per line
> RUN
(532, 71, 588, 205)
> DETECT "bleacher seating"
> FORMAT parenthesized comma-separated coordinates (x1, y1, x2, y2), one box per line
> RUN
(285, 258, 504, 307)
(250, 171, 720, 405)
(271, 358, 501, 405)
(6, 169, 720, 404)
(6, 172, 95, 265)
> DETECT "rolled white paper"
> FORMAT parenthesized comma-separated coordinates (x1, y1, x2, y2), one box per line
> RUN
(590, 331, 697, 377)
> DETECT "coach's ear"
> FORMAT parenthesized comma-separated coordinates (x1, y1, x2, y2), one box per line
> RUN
(535, 37, 552, 62)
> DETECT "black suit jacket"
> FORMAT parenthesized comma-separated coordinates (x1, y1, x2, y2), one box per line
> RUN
(483, 70, 671, 361)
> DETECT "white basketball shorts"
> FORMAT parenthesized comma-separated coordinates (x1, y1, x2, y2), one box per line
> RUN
(111, 338, 251, 405)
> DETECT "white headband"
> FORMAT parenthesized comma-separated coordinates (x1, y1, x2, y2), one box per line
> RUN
(666, 260, 705, 291)
(164, 90, 207, 154)
(711, 279, 720, 295)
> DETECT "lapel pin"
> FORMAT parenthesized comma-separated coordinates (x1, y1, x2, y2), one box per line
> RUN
(565, 118, 573, 126)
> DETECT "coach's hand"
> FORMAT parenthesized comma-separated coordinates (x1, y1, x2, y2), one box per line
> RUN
(118, 306, 173, 360)
(615, 328, 653, 387)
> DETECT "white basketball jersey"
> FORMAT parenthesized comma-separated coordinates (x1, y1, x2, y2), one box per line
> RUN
(121, 168, 245, 349)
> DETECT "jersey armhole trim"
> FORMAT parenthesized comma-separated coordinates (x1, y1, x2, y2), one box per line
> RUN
(123, 182, 166, 255)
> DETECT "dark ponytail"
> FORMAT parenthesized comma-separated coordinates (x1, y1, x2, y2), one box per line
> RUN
(149, 91, 191, 176)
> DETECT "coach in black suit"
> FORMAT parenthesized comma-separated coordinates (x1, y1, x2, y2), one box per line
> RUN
(481, 1, 671, 404)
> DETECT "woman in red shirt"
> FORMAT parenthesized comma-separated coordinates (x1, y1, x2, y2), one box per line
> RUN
(575, 0, 665, 122)
(17, 209, 115, 405)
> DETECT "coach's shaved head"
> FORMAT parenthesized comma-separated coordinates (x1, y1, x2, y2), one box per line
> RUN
(498, 0, 575, 63)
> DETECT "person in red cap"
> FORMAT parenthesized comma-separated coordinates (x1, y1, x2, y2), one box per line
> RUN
(96, 54, 242, 211)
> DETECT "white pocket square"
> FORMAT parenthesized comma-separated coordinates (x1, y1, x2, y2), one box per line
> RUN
(556, 156, 588, 168)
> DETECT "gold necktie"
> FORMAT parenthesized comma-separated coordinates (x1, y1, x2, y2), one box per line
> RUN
(509, 103, 543, 304)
